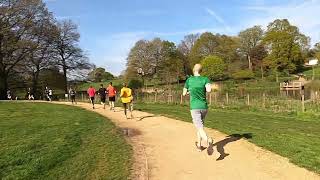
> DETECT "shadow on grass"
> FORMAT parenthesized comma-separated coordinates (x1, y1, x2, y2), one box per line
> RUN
(209, 133, 253, 161)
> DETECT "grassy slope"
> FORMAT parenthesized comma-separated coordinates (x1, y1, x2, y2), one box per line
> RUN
(135, 103, 320, 174)
(77, 79, 123, 91)
(0, 102, 132, 180)
(304, 66, 320, 79)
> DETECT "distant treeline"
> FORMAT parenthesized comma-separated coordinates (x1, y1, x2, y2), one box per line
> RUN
(125, 19, 320, 84)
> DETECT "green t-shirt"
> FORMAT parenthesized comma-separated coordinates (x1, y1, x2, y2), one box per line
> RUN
(184, 76, 210, 110)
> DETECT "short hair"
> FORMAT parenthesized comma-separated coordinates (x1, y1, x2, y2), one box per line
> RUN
(100, 84, 103, 87)
(109, 82, 112, 85)
(90, 85, 93, 88)
(123, 83, 127, 87)
(193, 64, 202, 73)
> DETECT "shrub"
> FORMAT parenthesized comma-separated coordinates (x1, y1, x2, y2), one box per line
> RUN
(128, 79, 143, 89)
(232, 70, 255, 80)
(201, 55, 227, 80)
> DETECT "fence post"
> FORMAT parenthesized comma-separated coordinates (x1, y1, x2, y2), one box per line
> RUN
(247, 94, 250, 106)
(154, 93, 157, 103)
(226, 92, 229, 105)
(81, 93, 84, 102)
(262, 93, 266, 109)
(214, 92, 217, 104)
(180, 94, 183, 105)
(302, 94, 305, 112)
(209, 93, 212, 105)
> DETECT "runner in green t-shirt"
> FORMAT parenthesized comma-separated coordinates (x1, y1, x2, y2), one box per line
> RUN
(183, 64, 214, 154)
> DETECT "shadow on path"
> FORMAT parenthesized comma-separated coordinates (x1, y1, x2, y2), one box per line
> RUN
(135, 115, 158, 121)
(209, 133, 253, 161)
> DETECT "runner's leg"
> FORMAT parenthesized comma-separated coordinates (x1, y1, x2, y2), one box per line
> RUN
(91, 97, 95, 109)
(129, 101, 133, 118)
(191, 110, 212, 148)
(123, 103, 127, 118)
(111, 101, 115, 110)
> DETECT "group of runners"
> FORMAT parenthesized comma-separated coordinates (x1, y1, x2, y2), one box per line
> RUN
(86, 82, 134, 119)
(5, 87, 53, 101)
(70, 63, 214, 152)
(76, 64, 214, 152)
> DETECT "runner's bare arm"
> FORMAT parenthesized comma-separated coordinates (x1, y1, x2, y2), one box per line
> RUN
(205, 83, 212, 93)
(182, 88, 189, 96)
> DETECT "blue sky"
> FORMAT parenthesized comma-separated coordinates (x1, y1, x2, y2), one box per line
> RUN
(45, 0, 320, 75)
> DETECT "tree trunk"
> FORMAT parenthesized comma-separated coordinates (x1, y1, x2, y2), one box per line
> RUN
(32, 68, 40, 99)
(62, 65, 68, 94)
(248, 55, 252, 71)
(260, 65, 264, 80)
(0, 72, 8, 100)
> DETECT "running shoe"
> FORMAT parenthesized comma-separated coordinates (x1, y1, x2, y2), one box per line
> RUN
(207, 138, 214, 155)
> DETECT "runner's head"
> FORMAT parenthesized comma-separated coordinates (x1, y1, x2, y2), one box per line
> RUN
(123, 83, 127, 87)
(109, 82, 112, 86)
(90, 85, 93, 88)
(193, 64, 202, 74)
(100, 84, 103, 88)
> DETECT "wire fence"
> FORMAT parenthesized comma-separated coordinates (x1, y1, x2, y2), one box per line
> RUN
(53, 90, 320, 114)
(132, 91, 320, 113)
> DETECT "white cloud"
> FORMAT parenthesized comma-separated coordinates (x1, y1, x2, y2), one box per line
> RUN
(92, 32, 147, 76)
(205, 8, 232, 32)
(245, 0, 320, 45)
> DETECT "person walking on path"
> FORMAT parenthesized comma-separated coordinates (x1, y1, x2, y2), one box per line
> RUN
(69, 88, 77, 105)
(183, 64, 214, 153)
(7, 90, 12, 100)
(27, 88, 35, 100)
(120, 83, 133, 119)
(45, 87, 49, 101)
(98, 84, 107, 109)
(87, 86, 96, 109)
(107, 82, 116, 111)
(48, 88, 53, 101)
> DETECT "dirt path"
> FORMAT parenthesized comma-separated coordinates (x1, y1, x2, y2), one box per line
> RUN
(55, 102, 319, 180)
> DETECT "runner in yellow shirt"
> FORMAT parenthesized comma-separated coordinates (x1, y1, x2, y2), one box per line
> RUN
(120, 83, 133, 119)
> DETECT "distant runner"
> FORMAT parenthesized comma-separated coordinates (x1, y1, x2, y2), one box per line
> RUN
(98, 84, 107, 109)
(69, 87, 77, 105)
(7, 90, 12, 100)
(48, 88, 53, 101)
(27, 88, 34, 100)
(45, 87, 49, 101)
(87, 86, 96, 109)
(107, 82, 116, 111)
(183, 64, 213, 153)
(120, 83, 133, 119)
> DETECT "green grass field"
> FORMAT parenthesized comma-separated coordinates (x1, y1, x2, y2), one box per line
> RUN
(135, 103, 320, 174)
(0, 102, 132, 180)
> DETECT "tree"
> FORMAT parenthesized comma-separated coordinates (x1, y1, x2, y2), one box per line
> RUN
(178, 34, 199, 76)
(126, 40, 155, 80)
(250, 44, 268, 79)
(314, 43, 320, 60)
(157, 41, 184, 84)
(52, 20, 92, 94)
(88, 67, 114, 82)
(201, 55, 227, 80)
(238, 26, 263, 70)
(263, 19, 310, 81)
(0, 0, 49, 99)
(190, 32, 238, 66)
(23, 3, 56, 98)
